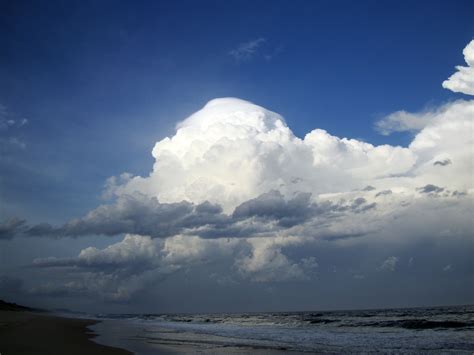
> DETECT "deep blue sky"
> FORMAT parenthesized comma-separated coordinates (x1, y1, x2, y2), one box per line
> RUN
(1, 0, 473, 221)
(0, 0, 473, 313)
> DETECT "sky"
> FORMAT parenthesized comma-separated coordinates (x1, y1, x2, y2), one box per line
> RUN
(0, 0, 473, 313)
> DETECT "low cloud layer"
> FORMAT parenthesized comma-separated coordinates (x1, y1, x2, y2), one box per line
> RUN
(10, 190, 378, 241)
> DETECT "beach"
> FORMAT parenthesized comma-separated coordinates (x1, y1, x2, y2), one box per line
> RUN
(0, 310, 131, 355)
(0, 310, 288, 354)
(1, 305, 473, 354)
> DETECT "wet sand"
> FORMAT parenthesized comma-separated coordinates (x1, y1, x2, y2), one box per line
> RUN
(0, 310, 132, 355)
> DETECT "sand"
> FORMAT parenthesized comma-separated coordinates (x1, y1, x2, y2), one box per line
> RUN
(0, 310, 132, 355)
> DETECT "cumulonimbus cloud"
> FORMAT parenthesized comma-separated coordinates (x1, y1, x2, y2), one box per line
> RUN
(2, 41, 474, 300)
(2, 95, 473, 241)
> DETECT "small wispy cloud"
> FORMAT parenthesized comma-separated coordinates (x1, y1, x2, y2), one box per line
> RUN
(229, 37, 266, 62)
(443, 264, 453, 272)
(378, 256, 399, 272)
(0, 103, 28, 154)
(0, 104, 28, 130)
(0, 137, 26, 152)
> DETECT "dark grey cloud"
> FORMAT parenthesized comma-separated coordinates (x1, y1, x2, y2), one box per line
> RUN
(195, 201, 223, 215)
(417, 184, 444, 194)
(232, 190, 314, 227)
(375, 190, 392, 198)
(351, 197, 366, 207)
(351, 198, 377, 213)
(291, 177, 303, 184)
(195, 191, 376, 238)
(26, 194, 225, 239)
(5, 190, 378, 241)
(233, 191, 376, 227)
(0, 217, 27, 240)
(15, 192, 474, 307)
(434, 159, 452, 166)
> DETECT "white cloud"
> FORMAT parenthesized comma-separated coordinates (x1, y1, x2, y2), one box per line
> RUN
(408, 100, 474, 191)
(106, 97, 473, 217)
(442, 40, 474, 95)
(114, 97, 420, 213)
(375, 109, 436, 135)
(234, 236, 313, 282)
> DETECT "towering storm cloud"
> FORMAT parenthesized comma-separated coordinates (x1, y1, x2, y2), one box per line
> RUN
(110, 97, 417, 211)
(11, 96, 472, 244)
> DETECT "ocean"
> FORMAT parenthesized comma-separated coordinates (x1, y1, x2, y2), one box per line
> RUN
(86, 304, 474, 354)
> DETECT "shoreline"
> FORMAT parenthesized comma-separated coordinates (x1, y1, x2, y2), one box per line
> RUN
(91, 319, 295, 354)
(3, 305, 472, 354)
(0, 310, 290, 355)
(0, 310, 291, 354)
(0, 310, 132, 355)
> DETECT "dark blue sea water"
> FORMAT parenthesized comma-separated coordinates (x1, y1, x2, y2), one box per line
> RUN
(88, 305, 474, 354)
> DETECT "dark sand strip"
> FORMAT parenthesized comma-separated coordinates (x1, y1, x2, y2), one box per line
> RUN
(0, 310, 132, 355)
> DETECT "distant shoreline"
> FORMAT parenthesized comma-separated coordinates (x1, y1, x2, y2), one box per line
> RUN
(0, 310, 132, 355)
